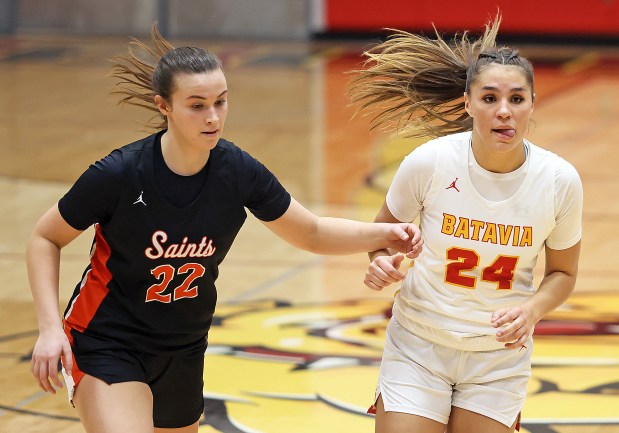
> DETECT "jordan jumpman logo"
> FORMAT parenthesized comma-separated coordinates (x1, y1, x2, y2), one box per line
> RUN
(446, 178, 460, 192)
(133, 191, 147, 206)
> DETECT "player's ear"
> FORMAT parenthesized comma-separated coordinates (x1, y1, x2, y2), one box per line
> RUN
(464, 92, 472, 117)
(155, 95, 171, 115)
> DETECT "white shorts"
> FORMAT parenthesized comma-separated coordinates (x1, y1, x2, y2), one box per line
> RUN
(374, 318, 532, 427)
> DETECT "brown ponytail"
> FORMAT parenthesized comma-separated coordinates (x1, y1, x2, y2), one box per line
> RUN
(110, 23, 223, 130)
(348, 15, 501, 139)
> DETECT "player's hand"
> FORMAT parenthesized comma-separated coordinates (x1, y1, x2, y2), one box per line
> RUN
(364, 253, 407, 291)
(491, 306, 535, 349)
(31, 329, 73, 394)
(384, 223, 423, 259)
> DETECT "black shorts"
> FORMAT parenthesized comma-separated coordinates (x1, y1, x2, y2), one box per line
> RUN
(69, 331, 205, 428)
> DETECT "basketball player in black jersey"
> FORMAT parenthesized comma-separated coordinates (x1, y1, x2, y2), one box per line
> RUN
(26, 26, 423, 433)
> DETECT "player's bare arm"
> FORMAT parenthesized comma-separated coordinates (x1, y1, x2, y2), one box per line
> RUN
(492, 242, 581, 348)
(27, 204, 81, 392)
(262, 198, 422, 256)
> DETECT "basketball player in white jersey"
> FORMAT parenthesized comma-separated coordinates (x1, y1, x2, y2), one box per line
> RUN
(349, 16, 583, 433)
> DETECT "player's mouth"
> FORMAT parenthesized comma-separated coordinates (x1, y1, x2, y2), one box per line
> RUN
(492, 127, 516, 140)
(202, 130, 219, 136)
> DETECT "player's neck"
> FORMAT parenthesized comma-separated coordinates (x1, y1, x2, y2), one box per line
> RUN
(160, 131, 210, 176)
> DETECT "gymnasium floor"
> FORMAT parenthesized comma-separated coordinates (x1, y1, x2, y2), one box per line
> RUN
(0, 32, 618, 433)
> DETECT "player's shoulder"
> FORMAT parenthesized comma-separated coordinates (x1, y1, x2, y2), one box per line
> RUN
(527, 141, 578, 170)
(95, 133, 156, 174)
(95, 132, 156, 170)
(214, 138, 265, 168)
(118, 132, 158, 154)
(409, 131, 469, 161)
(215, 137, 237, 150)
(420, 131, 469, 150)
(212, 138, 246, 166)
(527, 141, 581, 184)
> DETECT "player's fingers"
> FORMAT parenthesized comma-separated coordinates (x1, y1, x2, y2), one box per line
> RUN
(62, 343, 73, 376)
(373, 264, 405, 283)
(505, 333, 529, 350)
(496, 328, 516, 343)
(30, 359, 46, 391)
(412, 238, 424, 250)
(365, 270, 397, 288)
(385, 267, 406, 281)
(490, 308, 512, 326)
(392, 225, 410, 241)
(370, 256, 403, 277)
(499, 318, 532, 346)
(49, 372, 63, 391)
(491, 307, 508, 320)
(45, 360, 59, 394)
(390, 253, 405, 270)
(364, 278, 386, 291)
(405, 240, 423, 259)
(30, 354, 37, 375)
(36, 361, 55, 393)
(496, 315, 520, 335)
(48, 358, 64, 390)
(407, 225, 422, 244)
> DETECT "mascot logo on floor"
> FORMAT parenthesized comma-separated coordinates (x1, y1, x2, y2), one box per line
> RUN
(199, 293, 619, 433)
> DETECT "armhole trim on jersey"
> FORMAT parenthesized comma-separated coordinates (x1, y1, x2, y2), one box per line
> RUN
(112, 150, 126, 216)
(422, 141, 448, 210)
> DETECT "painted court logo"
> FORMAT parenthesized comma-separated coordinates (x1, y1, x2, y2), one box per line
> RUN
(9, 295, 618, 432)
(197, 294, 619, 433)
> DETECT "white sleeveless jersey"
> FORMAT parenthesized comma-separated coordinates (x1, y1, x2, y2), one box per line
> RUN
(387, 132, 582, 335)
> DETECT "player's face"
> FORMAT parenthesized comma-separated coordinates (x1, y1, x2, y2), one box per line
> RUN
(164, 69, 228, 150)
(464, 64, 534, 172)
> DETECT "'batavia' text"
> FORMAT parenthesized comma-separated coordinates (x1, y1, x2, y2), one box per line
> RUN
(441, 213, 532, 247)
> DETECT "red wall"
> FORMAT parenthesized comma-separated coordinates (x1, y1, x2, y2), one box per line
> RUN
(325, 0, 619, 36)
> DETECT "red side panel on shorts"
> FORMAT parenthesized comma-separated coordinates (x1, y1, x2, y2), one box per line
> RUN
(62, 324, 85, 387)
(64, 224, 112, 331)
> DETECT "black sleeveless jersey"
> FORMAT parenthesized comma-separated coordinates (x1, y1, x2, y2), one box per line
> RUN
(59, 132, 291, 353)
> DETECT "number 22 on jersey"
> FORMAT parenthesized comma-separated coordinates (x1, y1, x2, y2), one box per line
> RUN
(145, 263, 206, 303)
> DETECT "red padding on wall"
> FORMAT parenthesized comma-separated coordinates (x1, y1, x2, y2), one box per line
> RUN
(325, 0, 619, 35)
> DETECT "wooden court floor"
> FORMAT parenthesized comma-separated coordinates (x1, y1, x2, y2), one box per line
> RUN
(0, 33, 618, 433)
